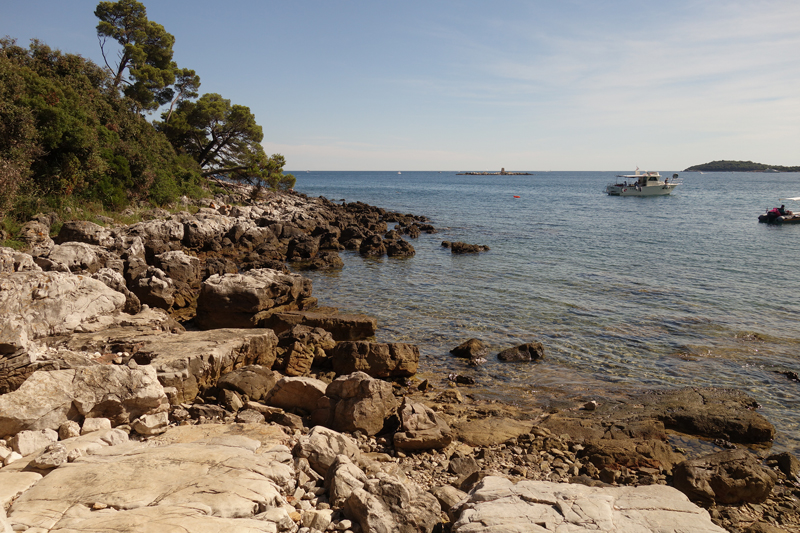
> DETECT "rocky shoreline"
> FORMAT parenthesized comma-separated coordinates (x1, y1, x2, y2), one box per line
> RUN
(1, 182, 799, 532)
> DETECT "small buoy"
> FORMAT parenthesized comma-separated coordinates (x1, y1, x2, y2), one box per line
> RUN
(513, 195, 521, 198)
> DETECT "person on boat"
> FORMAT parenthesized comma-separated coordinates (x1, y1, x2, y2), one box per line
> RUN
(778, 205, 787, 215)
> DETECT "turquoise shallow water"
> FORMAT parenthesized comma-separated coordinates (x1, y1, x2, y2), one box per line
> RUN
(291, 171, 800, 454)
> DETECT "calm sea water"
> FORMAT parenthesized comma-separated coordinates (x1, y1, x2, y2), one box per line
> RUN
(291, 171, 800, 454)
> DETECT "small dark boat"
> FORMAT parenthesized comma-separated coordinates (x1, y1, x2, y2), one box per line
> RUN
(758, 198, 800, 224)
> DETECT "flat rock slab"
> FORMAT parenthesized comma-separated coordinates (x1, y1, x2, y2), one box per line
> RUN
(452, 476, 727, 532)
(59, 328, 279, 403)
(451, 417, 535, 447)
(260, 311, 377, 341)
(540, 387, 775, 445)
(6, 425, 294, 532)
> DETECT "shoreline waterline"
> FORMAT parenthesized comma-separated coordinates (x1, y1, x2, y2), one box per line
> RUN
(294, 170, 800, 455)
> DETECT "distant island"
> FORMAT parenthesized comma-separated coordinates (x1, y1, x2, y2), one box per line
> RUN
(457, 168, 533, 176)
(685, 160, 800, 172)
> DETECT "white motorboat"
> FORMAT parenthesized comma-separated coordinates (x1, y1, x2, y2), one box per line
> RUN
(606, 169, 680, 196)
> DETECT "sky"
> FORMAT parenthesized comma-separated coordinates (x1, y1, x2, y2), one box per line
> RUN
(2, 0, 799, 171)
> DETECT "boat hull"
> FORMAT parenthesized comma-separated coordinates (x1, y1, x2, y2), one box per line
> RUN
(606, 184, 678, 196)
(758, 214, 800, 224)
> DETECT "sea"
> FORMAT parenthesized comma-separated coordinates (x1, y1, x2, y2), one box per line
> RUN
(290, 170, 800, 455)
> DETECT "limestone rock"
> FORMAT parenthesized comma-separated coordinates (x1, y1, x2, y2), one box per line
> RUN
(217, 365, 279, 402)
(91, 268, 141, 314)
(196, 269, 313, 329)
(124, 218, 185, 246)
(260, 311, 376, 341)
(0, 365, 167, 436)
(326, 372, 398, 436)
(450, 338, 487, 359)
(431, 485, 469, 521)
(0, 271, 126, 354)
(155, 250, 201, 285)
(451, 476, 726, 532)
(62, 328, 278, 404)
(58, 421, 81, 440)
(497, 341, 545, 362)
(55, 220, 115, 247)
(81, 417, 112, 434)
(9, 429, 58, 456)
(324, 454, 368, 508)
(132, 411, 169, 436)
(17, 220, 53, 257)
(265, 376, 328, 413)
(6, 433, 293, 532)
(394, 398, 452, 451)
(344, 472, 441, 533)
(130, 266, 175, 309)
(46, 242, 113, 273)
(330, 341, 419, 378)
(0, 247, 41, 273)
(293, 426, 361, 476)
(31, 443, 68, 469)
(673, 449, 778, 504)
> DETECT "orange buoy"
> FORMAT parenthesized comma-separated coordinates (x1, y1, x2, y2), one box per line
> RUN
(513, 195, 521, 198)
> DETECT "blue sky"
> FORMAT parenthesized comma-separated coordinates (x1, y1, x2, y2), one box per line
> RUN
(3, 0, 799, 171)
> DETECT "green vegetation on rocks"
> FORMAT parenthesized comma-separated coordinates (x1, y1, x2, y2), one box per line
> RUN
(0, 0, 293, 239)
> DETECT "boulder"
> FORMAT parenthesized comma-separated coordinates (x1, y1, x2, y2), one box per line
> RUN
(130, 266, 176, 309)
(217, 365, 279, 402)
(181, 212, 236, 250)
(324, 454, 368, 508)
(45, 242, 114, 273)
(286, 234, 320, 261)
(276, 325, 336, 376)
(0, 365, 168, 437)
(278, 340, 315, 376)
(196, 269, 313, 329)
(447, 241, 490, 254)
(55, 220, 115, 247)
(344, 472, 441, 533)
(0, 247, 41, 273)
(31, 443, 68, 469)
(154, 250, 201, 285)
(450, 338, 488, 359)
(265, 376, 327, 413)
(8, 429, 58, 456)
(132, 411, 169, 436)
(91, 267, 141, 314)
(124, 219, 185, 247)
(325, 372, 398, 436)
(260, 311, 376, 341)
(385, 238, 415, 258)
(62, 328, 279, 404)
(673, 449, 778, 505)
(330, 341, 419, 378)
(0, 271, 126, 354)
(394, 398, 453, 451)
(359, 235, 386, 256)
(431, 485, 469, 521)
(497, 341, 545, 362)
(293, 426, 361, 476)
(80, 418, 112, 434)
(451, 476, 726, 533)
(17, 220, 53, 257)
